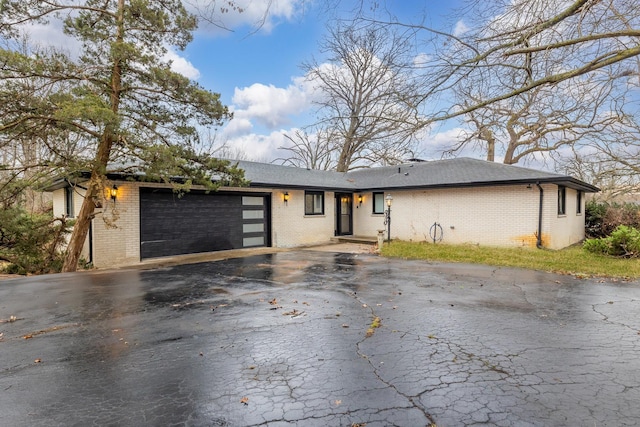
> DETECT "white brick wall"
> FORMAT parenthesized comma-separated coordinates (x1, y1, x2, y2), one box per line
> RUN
(271, 189, 335, 247)
(353, 184, 584, 249)
(547, 186, 586, 249)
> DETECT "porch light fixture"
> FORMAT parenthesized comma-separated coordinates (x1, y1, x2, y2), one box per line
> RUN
(110, 184, 118, 202)
(283, 191, 289, 205)
(384, 194, 393, 242)
(357, 194, 363, 206)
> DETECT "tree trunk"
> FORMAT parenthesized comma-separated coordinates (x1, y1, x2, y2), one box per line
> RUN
(61, 179, 98, 272)
(61, 0, 124, 272)
(481, 128, 496, 162)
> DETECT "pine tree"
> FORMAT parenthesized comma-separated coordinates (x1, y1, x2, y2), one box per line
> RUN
(0, 0, 246, 272)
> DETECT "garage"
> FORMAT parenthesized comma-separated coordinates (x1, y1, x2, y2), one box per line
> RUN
(139, 188, 271, 259)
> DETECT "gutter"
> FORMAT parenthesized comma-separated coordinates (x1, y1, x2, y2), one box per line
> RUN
(536, 182, 543, 249)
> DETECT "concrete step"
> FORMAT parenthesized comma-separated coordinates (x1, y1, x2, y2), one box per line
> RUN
(331, 235, 377, 244)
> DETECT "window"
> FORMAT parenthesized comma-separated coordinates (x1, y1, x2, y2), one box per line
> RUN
(64, 187, 74, 218)
(373, 192, 385, 214)
(557, 186, 566, 216)
(576, 191, 582, 214)
(304, 191, 324, 215)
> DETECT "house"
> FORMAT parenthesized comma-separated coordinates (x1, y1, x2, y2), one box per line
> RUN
(46, 157, 599, 268)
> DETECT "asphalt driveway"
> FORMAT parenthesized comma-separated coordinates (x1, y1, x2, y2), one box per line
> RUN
(1, 250, 639, 426)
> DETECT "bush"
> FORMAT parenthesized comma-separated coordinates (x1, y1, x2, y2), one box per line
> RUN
(585, 200, 608, 238)
(0, 207, 72, 275)
(583, 225, 640, 258)
(583, 237, 611, 256)
(585, 201, 640, 238)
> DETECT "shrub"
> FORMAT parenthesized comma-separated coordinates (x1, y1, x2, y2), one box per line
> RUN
(585, 200, 608, 238)
(0, 207, 72, 275)
(586, 201, 640, 238)
(583, 237, 611, 256)
(583, 225, 640, 258)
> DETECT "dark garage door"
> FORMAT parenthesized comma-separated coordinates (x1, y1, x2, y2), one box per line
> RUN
(140, 188, 270, 260)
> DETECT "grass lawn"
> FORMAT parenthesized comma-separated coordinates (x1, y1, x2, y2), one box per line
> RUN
(380, 241, 640, 279)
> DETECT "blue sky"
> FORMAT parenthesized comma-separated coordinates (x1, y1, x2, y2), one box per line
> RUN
(176, 0, 466, 162)
(23, 0, 466, 163)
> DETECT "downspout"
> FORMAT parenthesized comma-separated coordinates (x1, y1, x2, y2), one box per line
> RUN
(536, 182, 543, 249)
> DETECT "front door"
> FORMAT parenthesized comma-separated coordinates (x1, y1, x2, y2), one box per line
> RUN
(335, 193, 352, 236)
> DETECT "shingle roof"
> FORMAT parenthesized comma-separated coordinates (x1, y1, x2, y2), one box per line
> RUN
(234, 160, 354, 190)
(236, 158, 599, 193)
(43, 157, 599, 192)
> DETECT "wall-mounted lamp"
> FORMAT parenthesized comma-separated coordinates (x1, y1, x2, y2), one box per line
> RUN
(357, 194, 363, 206)
(283, 191, 289, 205)
(110, 184, 118, 202)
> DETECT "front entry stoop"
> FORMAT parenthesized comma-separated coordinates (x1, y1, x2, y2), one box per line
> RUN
(331, 235, 377, 245)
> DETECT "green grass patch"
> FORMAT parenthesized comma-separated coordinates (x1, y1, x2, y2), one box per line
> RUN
(380, 241, 640, 279)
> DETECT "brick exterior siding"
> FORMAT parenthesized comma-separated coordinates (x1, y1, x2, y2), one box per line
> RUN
(53, 181, 586, 268)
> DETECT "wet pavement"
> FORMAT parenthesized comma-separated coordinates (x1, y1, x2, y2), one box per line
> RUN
(1, 251, 640, 427)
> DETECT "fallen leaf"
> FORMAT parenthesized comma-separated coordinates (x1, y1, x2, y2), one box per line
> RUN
(240, 396, 249, 405)
(334, 399, 342, 406)
(341, 324, 349, 328)
(0, 315, 22, 324)
(269, 298, 278, 305)
(302, 302, 310, 306)
(362, 304, 367, 308)
(283, 309, 304, 317)
(34, 358, 42, 363)
(392, 306, 398, 310)
(23, 334, 33, 340)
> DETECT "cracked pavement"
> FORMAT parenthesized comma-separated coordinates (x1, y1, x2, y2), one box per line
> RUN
(1, 250, 640, 426)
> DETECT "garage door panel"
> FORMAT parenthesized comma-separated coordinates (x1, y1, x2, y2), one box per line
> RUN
(140, 188, 269, 259)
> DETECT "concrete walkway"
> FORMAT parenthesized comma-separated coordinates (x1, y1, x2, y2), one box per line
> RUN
(1, 249, 639, 426)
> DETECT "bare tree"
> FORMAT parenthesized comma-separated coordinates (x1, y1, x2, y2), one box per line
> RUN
(355, 0, 640, 122)
(297, 21, 424, 171)
(449, 61, 622, 165)
(276, 128, 337, 170)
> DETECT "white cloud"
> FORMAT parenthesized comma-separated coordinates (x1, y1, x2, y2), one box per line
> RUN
(20, 22, 81, 56)
(188, 0, 302, 35)
(413, 52, 431, 67)
(416, 126, 468, 158)
(453, 20, 469, 37)
(230, 78, 315, 129)
(223, 115, 254, 136)
(163, 48, 201, 80)
(222, 130, 290, 162)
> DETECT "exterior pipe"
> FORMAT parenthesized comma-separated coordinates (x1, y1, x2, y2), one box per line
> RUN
(536, 182, 543, 249)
